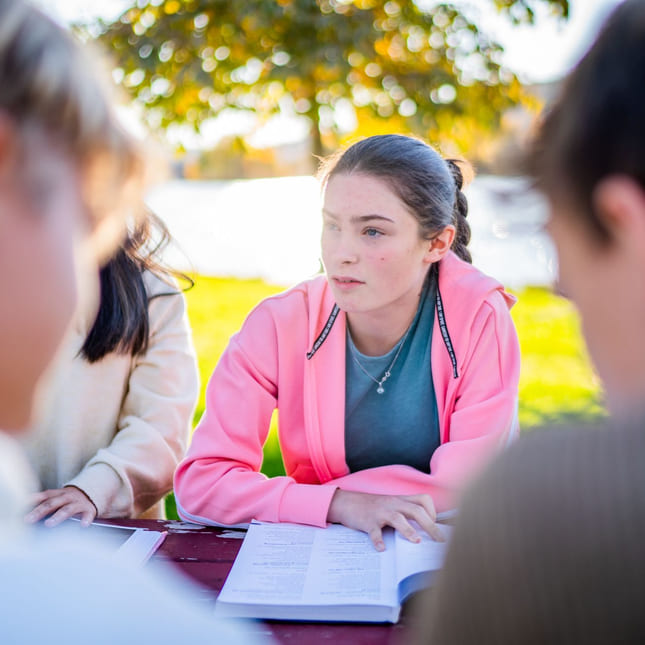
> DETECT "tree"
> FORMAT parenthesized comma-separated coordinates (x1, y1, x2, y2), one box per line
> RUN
(93, 0, 569, 162)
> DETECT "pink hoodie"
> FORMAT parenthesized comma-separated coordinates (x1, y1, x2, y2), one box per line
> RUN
(175, 252, 520, 528)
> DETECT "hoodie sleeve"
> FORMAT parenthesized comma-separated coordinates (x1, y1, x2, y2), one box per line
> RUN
(317, 292, 520, 514)
(173, 301, 337, 529)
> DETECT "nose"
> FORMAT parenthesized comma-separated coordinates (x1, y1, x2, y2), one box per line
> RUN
(335, 231, 359, 265)
(322, 227, 359, 267)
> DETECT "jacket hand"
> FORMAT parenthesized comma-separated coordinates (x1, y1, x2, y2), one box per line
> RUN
(326, 489, 444, 551)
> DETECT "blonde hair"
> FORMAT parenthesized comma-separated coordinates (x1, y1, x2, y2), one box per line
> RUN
(0, 0, 143, 258)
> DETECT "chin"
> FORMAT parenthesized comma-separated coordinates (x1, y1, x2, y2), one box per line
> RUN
(332, 295, 366, 314)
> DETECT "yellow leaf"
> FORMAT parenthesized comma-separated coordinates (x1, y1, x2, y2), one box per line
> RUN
(164, 1, 181, 15)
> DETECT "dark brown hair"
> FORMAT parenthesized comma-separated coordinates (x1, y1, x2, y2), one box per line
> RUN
(528, 0, 645, 243)
(81, 210, 192, 362)
(318, 134, 472, 263)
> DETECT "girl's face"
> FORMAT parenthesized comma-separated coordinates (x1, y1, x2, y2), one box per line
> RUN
(321, 172, 437, 324)
(0, 131, 90, 431)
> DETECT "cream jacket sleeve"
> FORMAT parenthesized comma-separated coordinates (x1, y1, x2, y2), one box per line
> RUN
(66, 276, 199, 517)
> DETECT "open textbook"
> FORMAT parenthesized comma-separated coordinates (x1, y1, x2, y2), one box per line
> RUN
(215, 520, 452, 624)
(37, 518, 167, 567)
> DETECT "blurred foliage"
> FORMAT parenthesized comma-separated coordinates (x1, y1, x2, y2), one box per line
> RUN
(493, 0, 568, 22)
(91, 0, 568, 158)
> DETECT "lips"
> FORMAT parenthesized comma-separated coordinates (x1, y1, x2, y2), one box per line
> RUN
(331, 276, 365, 290)
(332, 276, 363, 284)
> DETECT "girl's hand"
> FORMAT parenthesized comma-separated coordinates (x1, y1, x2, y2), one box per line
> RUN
(25, 486, 98, 527)
(326, 489, 444, 551)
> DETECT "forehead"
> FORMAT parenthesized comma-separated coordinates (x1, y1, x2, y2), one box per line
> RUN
(323, 172, 409, 215)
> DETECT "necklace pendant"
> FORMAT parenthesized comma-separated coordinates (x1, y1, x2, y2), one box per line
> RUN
(376, 384, 385, 394)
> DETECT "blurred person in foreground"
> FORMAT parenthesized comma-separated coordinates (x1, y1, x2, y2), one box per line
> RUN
(0, 2, 265, 643)
(411, 1, 645, 643)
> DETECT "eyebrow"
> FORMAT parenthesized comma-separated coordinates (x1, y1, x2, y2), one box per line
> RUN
(322, 209, 395, 224)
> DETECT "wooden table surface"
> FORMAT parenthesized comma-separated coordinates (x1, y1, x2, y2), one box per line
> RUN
(101, 518, 412, 645)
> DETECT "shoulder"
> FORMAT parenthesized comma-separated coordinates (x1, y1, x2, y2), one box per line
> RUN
(424, 420, 645, 644)
(435, 253, 516, 338)
(242, 275, 331, 328)
(438, 252, 516, 310)
(229, 275, 335, 362)
(142, 270, 182, 298)
(460, 420, 643, 528)
(141, 271, 191, 338)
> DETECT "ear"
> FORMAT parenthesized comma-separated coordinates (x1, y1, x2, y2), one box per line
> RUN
(423, 225, 456, 264)
(593, 176, 645, 251)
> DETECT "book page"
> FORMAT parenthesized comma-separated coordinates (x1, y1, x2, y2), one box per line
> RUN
(113, 528, 167, 566)
(305, 523, 396, 605)
(394, 523, 452, 600)
(36, 519, 166, 567)
(217, 521, 396, 608)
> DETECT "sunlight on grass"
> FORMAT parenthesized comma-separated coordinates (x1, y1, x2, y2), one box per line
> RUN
(184, 275, 285, 424)
(510, 287, 605, 427)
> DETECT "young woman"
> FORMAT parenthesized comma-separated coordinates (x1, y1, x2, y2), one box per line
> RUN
(413, 1, 645, 642)
(21, 211, 199, 526)
(175, 134, 521, 549)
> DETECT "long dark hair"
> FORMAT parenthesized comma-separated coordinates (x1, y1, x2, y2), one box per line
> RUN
(81, 211, 192, 362)
(318, 134, 472, 263)
(527, 0, 645, 243)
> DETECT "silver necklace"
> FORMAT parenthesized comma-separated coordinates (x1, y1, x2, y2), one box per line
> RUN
(349, 325, 412, 394)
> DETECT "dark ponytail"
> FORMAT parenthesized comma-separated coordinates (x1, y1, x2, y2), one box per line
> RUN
(319, 134, 473, 264)
(445, 159, 472, 264)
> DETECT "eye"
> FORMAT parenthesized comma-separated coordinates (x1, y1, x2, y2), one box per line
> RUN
(363, 227, 383, 238)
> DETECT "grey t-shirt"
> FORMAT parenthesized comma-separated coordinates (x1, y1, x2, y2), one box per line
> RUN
(344, 280, 440, 473)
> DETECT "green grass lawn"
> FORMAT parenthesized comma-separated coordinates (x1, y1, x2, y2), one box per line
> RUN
(166, 275, 606, 517)
(511, 286, 605, 426)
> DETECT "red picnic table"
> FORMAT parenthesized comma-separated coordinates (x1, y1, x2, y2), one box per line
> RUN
(100, 517, 415, 645)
